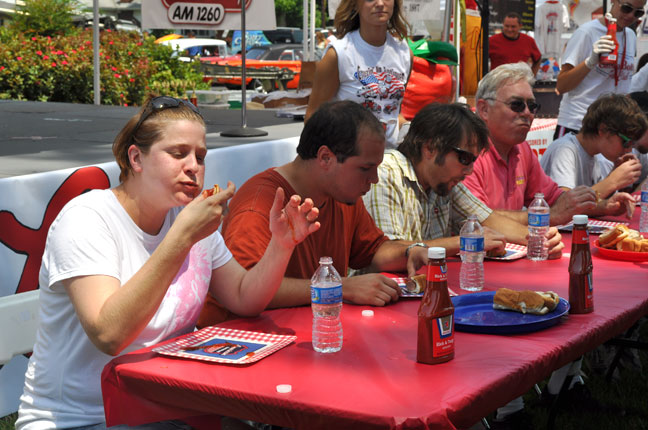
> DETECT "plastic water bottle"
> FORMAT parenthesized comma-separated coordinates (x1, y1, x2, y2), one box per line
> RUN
(459, 215, 485, 291)
(311, 257, 343, 353)
(641, 181, 648, 233)
(527, 193, 550, 261)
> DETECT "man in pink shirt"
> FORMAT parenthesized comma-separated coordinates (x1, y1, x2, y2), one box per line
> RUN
(463, 62, 605, 226)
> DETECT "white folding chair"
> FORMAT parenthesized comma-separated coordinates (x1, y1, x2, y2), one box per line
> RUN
(0, 290, 40, 365)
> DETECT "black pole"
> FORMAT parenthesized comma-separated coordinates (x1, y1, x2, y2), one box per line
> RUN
(482, 0, 489, 78)
(221, 3, 268, 138)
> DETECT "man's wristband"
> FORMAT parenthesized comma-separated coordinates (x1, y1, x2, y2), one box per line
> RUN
(405, 242, 428, 258)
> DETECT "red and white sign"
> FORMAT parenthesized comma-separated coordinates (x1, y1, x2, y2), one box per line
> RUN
(143, 0, 276, 30)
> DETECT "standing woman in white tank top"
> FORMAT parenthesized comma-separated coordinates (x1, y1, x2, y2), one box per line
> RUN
(306, 0, 413, 149)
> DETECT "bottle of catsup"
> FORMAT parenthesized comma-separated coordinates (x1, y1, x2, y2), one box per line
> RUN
(417, 247, 455, 364)
(600, 14, 618, 66)
(568, 215, 593, 314)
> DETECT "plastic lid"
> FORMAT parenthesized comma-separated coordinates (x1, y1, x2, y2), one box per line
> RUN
(534, 192, 545, 199)
(428, 247, 446, 259)
(573, 214, 588, 225)
(318, 256, 333, 264)
(276, 384, 292, 394)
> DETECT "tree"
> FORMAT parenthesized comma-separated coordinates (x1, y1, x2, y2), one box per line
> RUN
(11, 0, 80, 37)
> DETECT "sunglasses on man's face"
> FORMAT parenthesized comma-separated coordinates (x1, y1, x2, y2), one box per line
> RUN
(451, 146, 478, 166)
(620, 3, 645, 18)
(617, 133, 635, 148)
(486, 98, 541, 114)
(132, 96, 201, 136)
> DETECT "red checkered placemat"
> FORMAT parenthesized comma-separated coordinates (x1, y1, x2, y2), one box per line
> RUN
(390, 276, 458, 297)
(486, 243, 527, 261)
(153, 326, 296, 365)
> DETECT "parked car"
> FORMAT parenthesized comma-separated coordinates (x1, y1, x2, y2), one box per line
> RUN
(203, 43, 322, 91)
(159, 38, 228, 62)
(262, 27, 303, 44)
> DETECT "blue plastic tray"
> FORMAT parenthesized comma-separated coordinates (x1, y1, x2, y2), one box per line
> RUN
(451, 291, 569, 335)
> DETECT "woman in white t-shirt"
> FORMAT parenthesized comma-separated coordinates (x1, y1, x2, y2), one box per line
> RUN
(305, 0, 412, 148)
(16, 96, 321, 430)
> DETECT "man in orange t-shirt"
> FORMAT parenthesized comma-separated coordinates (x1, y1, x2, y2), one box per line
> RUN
(197, 100, 428, 327)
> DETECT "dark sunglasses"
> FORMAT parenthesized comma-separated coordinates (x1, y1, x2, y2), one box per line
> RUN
(617, 133, 635, 148)
(490, 98, 541, 114)
(132, 96, 201, 136)
(451, 146, 478, 166)
(620, 3, 645, 17)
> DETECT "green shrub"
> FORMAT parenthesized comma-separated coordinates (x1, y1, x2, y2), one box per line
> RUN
(11, 0, 80, 37)
(0, 27, 207, 106)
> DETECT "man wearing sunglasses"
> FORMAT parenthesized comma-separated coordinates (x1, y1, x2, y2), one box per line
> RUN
(464, 62, 598, 227)
(363, 103, 565, 258)
(554, 0, 646, 140)
(542, 94, 646, 214)
(596, 91, 648, 193)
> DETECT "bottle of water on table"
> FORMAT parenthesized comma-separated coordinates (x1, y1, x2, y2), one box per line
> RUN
(460, 215, 484, 291)
(641, 181, 648, 233)
(311, 256, 343, 353)
(528, 193, 550, 261)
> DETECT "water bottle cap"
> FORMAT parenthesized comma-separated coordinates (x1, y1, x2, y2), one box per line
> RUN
(318, 256, 333, 265)
(276, 384, 292, 394)
(534, 193, 545, 199)
(573, 214, 588, 225)
(428, 247, 446, 259)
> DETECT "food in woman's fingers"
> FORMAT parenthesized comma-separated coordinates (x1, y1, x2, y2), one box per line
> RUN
(202, 184, 221, 198)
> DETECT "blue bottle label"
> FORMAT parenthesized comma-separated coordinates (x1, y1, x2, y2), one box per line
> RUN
(311, 284, 343, 304)
(642, 191, 648, 203)
(460, 237, 484, 252)
(528, 213, 550, 227)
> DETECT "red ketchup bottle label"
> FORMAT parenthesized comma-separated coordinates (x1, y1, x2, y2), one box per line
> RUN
(572, 228, 589, 245)
(430, 314, 454, 357)
(427, 264, 448, 282)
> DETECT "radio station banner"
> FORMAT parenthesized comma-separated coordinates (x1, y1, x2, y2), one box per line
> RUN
(142, 0, 276, 30)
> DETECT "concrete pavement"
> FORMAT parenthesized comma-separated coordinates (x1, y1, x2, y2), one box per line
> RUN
(0, 100, 304, 178)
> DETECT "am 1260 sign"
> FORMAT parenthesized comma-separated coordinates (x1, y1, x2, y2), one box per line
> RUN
(161, 0, 253, 25)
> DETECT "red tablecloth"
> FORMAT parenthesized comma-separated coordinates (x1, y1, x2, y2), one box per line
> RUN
(102, 223, 648, 430)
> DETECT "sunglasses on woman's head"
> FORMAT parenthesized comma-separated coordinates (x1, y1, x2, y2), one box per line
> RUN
(620, 3, 645, 17)
(451, 146, 478, 166)
(132, 96, 201, 136)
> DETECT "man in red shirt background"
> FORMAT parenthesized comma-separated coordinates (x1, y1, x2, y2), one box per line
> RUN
(489, 12, 543, 75)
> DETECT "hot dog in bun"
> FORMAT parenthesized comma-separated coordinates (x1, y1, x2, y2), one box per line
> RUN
(493, 288, 560, 315)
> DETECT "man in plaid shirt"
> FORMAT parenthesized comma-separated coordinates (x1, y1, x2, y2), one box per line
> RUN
(363, 103, 564, 258)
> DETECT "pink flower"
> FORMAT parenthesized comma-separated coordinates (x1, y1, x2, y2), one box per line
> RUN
(36, 50, 43, 56)
(31, 37, 37, 41)
(114, 73, 121, 78)
(56, 50, 63, 55)
(70, 50, 76, 54)
(51, 62, 56, 67)
(129, 78, 135, 82)
(111, 66, 117, 71)
(128, 51, 132, 55)
(17, 56, 22, 61)
(109, 41, 114, 45)
(62, 60, 68, 65)
(124, 69, 129, 74)
(43, 55, 49, 60)
(0, 66, 4, 71)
